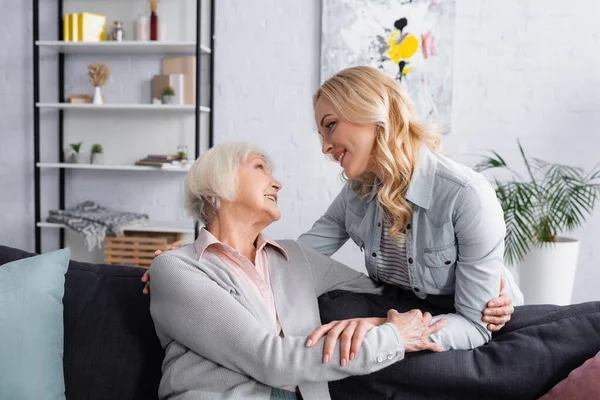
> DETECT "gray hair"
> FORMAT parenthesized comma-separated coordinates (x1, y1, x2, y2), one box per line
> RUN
(184, 142, 274, 225)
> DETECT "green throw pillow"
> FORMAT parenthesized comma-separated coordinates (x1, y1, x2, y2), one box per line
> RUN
(0, 248, 70, 400)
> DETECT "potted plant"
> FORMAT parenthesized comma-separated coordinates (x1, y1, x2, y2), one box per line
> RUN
(162, 86, 177, 105)
(475, 141, 600, 305)
(91, 144, 104, 164)
(70, 142, 84, 164)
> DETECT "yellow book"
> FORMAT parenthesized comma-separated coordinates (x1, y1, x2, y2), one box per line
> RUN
(63, 14, 71, 41)
(78, 12, 106, 42)
(70, 13, 80, 41)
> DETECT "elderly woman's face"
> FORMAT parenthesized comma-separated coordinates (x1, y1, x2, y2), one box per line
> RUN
(235, 155, 282, 222)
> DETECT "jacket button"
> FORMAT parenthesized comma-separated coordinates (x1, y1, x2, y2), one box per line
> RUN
(406, 223, 411, 229)
(408, 257, 414, 264)
(387, 354, 393, 360)
(444, 260, 452, 265)
(377, 356, 383, 363)
(377, 222, 381, 227)
(372, 252, 377, 257)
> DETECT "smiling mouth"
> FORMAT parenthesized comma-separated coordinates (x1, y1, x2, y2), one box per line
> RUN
(265, 194, 278, 203)
(335, 150, 346, 166)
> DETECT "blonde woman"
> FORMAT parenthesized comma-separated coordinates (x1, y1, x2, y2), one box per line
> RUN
(300, 66, 522, 357)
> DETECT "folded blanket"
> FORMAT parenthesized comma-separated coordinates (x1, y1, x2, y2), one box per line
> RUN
(47, 201, 149, 250)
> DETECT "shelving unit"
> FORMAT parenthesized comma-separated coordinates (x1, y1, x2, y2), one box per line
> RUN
(32, 0, 215, 253)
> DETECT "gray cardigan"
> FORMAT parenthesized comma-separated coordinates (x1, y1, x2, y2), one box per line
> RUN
(149, 240, 405, 400)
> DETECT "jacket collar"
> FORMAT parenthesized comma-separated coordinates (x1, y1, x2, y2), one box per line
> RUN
(365, 145, 437, 210)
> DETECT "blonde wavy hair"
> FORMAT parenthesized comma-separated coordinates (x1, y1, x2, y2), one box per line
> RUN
(314, 66, 442, 239)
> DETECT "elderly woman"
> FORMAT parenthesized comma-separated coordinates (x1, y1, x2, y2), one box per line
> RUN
(149, 142, 447, 400)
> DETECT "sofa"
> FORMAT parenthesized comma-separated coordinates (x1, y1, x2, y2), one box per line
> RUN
(0, 245, 164, 400)
(2, 244, 600, 400)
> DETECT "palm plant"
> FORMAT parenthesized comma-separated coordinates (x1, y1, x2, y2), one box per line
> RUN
(474, 141, 600, 266)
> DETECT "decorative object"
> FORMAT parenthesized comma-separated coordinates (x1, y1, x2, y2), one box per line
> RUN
(152, 73, 184, 104)
(65, 12, 106, 42)
(47, 201, 149, 251)
(88, 63, 110, 105)
(104, 231, 183, 268)
(110, 20, 125, 41)
(0, 248, 70, 400)
(159, 15, 168, 41)
(320, 0, 456, 134)
(475, 141, 600, 305)
(91, 144, 104, 164)
(161, 85, 177, 104)
(66, 94, 93, 104)
(149, 0, 160, 41)
(135, 14, 148, 41)
(70, 141, 83, 163)
(177, 144, 188, 161)
(162, 56, 196, 104)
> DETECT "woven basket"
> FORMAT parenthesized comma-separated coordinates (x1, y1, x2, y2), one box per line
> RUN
(103, 231, 183, 268)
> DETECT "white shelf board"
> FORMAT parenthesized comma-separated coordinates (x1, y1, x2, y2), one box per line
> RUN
(37, 162, 191, 172)
(38, 221, 195, 234)
(36, 40, 211, 54)
(36, 102, 211, 113)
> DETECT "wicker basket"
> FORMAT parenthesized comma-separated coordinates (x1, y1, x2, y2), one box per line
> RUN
(103, 231, 183, 268)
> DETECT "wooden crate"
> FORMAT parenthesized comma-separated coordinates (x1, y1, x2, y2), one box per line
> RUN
(104, 231, 183, 268)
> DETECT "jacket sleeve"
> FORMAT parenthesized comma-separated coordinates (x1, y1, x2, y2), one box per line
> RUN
(149, 253, 404, 388)
(295, 242, 384, 297)
(297, 183, 352, 256)
(429, 178, 507, 350)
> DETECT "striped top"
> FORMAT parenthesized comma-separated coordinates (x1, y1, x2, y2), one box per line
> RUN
(376, 222, 411, 289)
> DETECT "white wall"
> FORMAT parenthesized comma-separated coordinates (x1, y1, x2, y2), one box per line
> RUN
(1, 0, 599, 302)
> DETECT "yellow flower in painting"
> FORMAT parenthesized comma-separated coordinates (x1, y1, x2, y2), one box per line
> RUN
(403, 66, 413, 75)
(386, 31, 419, 64)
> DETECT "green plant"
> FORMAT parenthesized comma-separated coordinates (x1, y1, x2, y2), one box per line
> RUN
(91, 144, 103, 154)
(70, 142, 83, 153)
(162, 86, 175, 96)
(475, 141, 600, 266)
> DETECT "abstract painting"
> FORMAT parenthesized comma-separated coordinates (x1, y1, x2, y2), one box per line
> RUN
(321, 0, 456, 134)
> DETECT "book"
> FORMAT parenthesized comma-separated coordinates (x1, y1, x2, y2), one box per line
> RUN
(79, 12, 106, 42)
(147, 154, 180, 160)
(161, 57, 196, 105)
(63, 14, 71, 41)
(152, 74, 184, 104)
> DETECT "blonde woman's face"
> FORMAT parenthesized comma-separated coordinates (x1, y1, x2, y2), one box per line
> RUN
(314, 97, 377, 178)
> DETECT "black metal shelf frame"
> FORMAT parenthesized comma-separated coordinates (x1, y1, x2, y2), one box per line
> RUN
(32, 0, 215, 253)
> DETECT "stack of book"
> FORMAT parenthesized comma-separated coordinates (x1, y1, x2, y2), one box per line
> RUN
(135, 155, 191, 170)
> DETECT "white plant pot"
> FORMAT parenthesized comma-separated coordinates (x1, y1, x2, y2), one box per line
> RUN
(518, 237, 580, 305)
(162, 94, 177, 104)
(91, 153, 104, 164)
(74, 152, 88, 164)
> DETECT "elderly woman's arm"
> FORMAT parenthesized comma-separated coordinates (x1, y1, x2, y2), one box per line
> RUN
(149, 253, 404, 388)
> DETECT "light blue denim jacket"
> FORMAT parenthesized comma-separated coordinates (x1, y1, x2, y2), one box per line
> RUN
(298, 145, 523, 350)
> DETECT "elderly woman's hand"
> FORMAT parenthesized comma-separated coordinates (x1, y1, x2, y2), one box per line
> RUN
(141, 246, 180, 294)
(387, 309, 447, 353)
(306, 317, 386, 366)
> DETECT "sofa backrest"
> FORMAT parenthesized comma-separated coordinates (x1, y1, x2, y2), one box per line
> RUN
(0, 245, 164, 400)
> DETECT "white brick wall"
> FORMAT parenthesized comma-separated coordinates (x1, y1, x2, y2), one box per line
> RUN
(1, 0, 599, 302)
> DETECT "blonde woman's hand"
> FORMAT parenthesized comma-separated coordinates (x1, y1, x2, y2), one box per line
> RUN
(482, 276, 514, 331)
(306, 317, 386, 366)
(386, 309, 447, 353)
(141, 246, 179, 294)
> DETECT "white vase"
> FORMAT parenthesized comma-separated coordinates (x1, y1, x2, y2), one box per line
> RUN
(517, 237, 580, 305)
(93, 86, 103, 105)
(162, 94, 177, 104)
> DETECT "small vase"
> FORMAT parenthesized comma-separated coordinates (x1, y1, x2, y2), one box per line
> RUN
(93, 86, 103, 105)
(150, 11, 158, 41)
(91, 153, 104, 164)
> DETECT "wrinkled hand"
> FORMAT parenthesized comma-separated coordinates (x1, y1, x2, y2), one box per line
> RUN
(386, 309, 447, 353)
(482, 276, 514, 331)
(306, 317, 386, 366)
(141, 246, 178, 294)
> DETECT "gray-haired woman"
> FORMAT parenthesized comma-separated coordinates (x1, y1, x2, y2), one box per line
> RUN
(149, 142, 447, 400)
